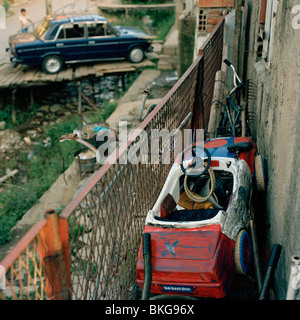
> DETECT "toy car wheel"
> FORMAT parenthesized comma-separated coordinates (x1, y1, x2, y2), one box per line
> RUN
(42, 55, 63, 74)
(128, 47, 144, 63)
(234, 229, 252, 275)
(254, 155, 266, 192)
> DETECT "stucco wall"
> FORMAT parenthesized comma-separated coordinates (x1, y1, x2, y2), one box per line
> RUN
(245, 0, 300, 299)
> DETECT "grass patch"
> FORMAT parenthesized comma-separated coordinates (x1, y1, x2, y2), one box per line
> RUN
(109, 8, 175, 41)
(0, 116, 81, 244)
(0, 9, 155, 245)
(0, 103, 39, 127)
(0, 101, 118, 245)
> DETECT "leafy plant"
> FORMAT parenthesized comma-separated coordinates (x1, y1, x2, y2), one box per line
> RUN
(0, 99, 119, 244)
(0, 103, 39, 127)
(3, 0, 10, 13)
(110, 8, 175, 41)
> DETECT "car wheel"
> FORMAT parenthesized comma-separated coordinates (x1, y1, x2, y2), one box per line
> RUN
(254, 155, 266, 192)
(42, 55, 63, 74)
(128, 47, 144, 63)
(234, 229, 252, 275)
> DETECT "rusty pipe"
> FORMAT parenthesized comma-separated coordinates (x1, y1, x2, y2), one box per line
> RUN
(138, 88, 150, 122)
(59, 133, 98, 154)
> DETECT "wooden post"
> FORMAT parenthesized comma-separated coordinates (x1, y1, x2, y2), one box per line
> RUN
(78, 81, 82, 114)
(29, 88, 34, 106)
(38, 209, 71, 300)
(114, 76, 119, 98)
(81, 92, 99, 111)
(45, 0, 52, 16)
(121, 74, 126, 92)
(11, 89, 16, 125)
(207, 70, 226, 138)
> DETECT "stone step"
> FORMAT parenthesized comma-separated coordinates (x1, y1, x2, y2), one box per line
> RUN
(161, 45, 178, 56)
(158, 56, 178, 70)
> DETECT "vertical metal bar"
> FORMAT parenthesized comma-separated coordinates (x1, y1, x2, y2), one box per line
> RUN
(59, 216, 72, 299)
(258, 244, 282, 300)
(260, 0, 268, 24)
(249, 219, 263, 292)
(138, 89, 150, 121)
(38, 209, 71, 300)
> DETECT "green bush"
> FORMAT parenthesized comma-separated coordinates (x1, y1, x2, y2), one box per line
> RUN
(0, 99, 119, 244)
(0, 116, 82, 244)
(110, 9, 175, 41)
(0, 103, 39, 127)
(3, 0, 10, 13)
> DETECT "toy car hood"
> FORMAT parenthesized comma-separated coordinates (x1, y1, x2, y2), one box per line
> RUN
(136, 224, 235, 298)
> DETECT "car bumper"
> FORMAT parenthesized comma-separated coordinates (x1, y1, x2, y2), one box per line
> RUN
(10, 57, 22, 64)
(6, 48, 20, 64)
(137, 280, 229, 299)
(136, 224, 236, 298)
(6, 47, 22, 64)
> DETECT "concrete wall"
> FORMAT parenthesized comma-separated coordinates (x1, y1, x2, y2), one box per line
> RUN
(245, 0, 300, 299)
(178, 11, 196, 76)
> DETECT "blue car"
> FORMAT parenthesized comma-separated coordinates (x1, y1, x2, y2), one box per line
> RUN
(8, 15, 153, 74)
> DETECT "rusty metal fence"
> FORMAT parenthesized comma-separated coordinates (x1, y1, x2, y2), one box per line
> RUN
(199, 17, 225, 130)
(0, 220, 47, 300)
(0, 16, 225, 300)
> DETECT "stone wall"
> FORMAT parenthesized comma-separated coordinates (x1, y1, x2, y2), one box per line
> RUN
(245, 0, 300, 300)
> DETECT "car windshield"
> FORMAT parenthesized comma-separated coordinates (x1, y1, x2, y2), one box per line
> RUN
(35, 18, 51, 39)
(107, 23, 119, 36)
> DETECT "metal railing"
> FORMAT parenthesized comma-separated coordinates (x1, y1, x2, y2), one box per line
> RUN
(0, 219, 47, 300)
(0, 15, 225, 300)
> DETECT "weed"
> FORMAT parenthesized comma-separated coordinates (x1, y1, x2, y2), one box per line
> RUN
(0, 103, 118, 244)
(0, 103, 39, 127)
(110, 8, 175, 41)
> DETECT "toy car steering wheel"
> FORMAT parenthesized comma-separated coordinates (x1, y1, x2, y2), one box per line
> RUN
(180, 145, 216, 203)
(180, 145, 211, 177)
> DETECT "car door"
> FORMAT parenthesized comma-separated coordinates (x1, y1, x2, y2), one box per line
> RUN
(86, 22, 121, 61)
(54, 22, 87, 62)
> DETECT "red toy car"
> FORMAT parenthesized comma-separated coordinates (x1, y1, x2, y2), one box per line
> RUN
(136, 136, 266, 299)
